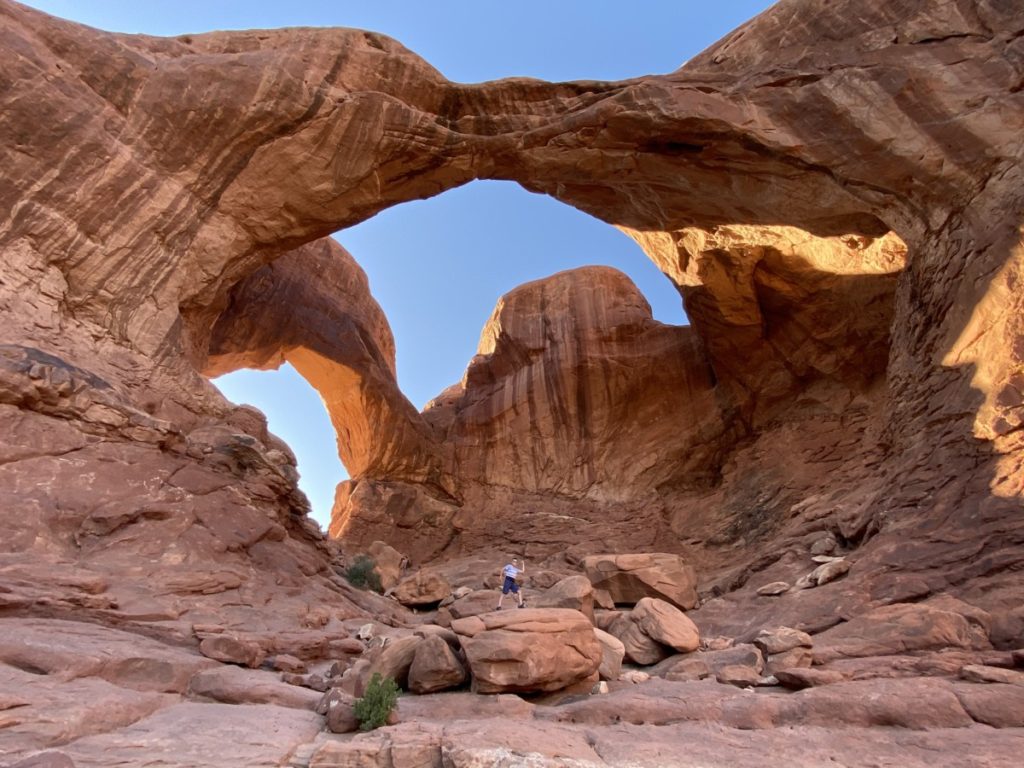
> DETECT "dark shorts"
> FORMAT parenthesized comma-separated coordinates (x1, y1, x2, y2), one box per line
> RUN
(502, 576, 520, 594)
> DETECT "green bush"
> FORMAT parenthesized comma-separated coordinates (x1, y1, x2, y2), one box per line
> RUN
(353, 673, 399, 731)
(345, 554, 383, 593)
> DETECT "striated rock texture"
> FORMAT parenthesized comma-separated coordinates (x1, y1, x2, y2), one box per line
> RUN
(2, 0, 1024, 763)
(205, 237, 450, 491)
(425, 266, 724, 496)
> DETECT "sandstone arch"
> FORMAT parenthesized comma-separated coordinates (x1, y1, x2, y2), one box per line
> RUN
(1, 0, 1021, 638)
(203, 237, 454, 497)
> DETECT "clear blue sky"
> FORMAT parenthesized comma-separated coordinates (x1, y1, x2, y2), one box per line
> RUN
(24, 1, 775, 528)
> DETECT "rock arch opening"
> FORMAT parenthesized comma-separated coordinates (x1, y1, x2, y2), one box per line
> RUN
(212, 363, 345, 530)
(201, 179, 696, 537)
(339, 179, 690, 410)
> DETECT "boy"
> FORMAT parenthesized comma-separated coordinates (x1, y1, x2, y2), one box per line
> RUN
(496, 557, 526, 609)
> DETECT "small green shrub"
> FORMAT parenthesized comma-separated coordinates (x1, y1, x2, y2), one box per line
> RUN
(353, 673, 399, 731)
(345, 554, 383, 592)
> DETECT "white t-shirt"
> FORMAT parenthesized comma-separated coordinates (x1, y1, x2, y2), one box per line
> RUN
(503, 564, 521, 579)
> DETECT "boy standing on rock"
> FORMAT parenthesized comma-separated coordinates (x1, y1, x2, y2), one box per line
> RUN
(496, 557, 526, 609)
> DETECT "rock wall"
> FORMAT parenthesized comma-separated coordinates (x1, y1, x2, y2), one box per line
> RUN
(0, 0, 1022, 648)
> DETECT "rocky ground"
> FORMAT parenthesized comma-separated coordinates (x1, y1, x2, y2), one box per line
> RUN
(2, 0, 1023, 764)
(4, 548, 1024, 767)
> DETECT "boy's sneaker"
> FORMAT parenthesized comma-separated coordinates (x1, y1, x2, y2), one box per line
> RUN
(495, 606, 502, 610)
(518, 602, 526, 609)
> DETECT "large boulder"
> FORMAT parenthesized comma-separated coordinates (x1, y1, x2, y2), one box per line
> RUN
(407, 635, 467, 694)
(393, 570, 450, 607)
(341, 635, 422, 695)
(651, 644, 764, 680)
(582, 554, 697, 610)
(367, 541, 407, 592)
(534, 575, 595, 622)
(608, 597, 700, 665)
(451, 609, 601, 694)
(607, 613, 671, 666)
(753, 627, 813, 656)
(592, 628, 626, 681)
(446, 590, 503, 620)
(197, 635, 264, 669)
(318, 688, 360, 734)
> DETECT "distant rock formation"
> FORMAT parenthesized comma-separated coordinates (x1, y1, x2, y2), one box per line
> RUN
(1, 0, 1023, 763)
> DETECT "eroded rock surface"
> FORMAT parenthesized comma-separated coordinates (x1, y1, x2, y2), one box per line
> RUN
(452, 609, 602, 694)
(2, 0, 1024, 765)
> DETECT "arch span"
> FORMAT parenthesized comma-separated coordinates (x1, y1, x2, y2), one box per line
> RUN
(2, 0, 1021, 582)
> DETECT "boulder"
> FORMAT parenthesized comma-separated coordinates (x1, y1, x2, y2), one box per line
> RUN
(318, 688, 360, 733)
(197, 635, 263, 668)
(753, 627, 813, 656)
(810, 558, 850, 586)
(535, 575, 595, 622)
(756, 581, 790, 596)
(716, 665, 762, 688)
(452, 609, 601, 694)
(328, 637, 366, 656)
(618, 670, 650, 684)
(656, 656, 711, 682)
(593, 610, 622, 632)
(809, 533, 838, 556)
(700, 637, 734, 652)
(337, 658, 372, 697)
(607, 613, 670, 666)
(413, 624, 462, 650)
(633, 598, 700, 653)
(408, 635, 467, 694)
(990, 608, 1024, 650)
(447, 590, 504, 620)
(702, 644, 764, 675)
(367, 540, 407, 592)
(607, 598, 700, 665)
(774, 668, 847, 689)
(528, 571, 565, 590)
(393, 570, 450, 607)
(364, 635, 423, 690)
(582, 554, 698, 610)
(766, 646, 814, 674)
(592, 628, 625, 681)
(280, 672, 329, 692)
(652, 644, 764, 680)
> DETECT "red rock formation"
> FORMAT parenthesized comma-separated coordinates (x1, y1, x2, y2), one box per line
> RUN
(2, 0, 1024, 762)
(205, 237, 451, 491)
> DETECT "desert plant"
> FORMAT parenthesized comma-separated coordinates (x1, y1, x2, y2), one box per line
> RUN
(353, 673, 399, 731)
(345, 554, 383, 593)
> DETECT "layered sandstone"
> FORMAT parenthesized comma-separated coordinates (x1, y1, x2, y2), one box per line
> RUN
(1, 0, 1024, 765)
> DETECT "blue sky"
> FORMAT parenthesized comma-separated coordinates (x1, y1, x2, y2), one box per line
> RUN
(24, 1, 775, 528)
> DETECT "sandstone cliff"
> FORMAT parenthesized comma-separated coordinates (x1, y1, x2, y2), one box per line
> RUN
(1, 0, 1023, 763)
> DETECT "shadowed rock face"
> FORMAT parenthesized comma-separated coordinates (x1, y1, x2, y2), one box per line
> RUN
(204, 238, 450, 492)
(1, 6, 1023, 762)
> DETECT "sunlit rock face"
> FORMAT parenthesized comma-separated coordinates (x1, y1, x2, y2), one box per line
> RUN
(427, 266, 724, 496)
(0, 0, 1022, 695)
(331, 233, 906, 563)
(629, 227, 908, 422)
(204, 238, 451, 492)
